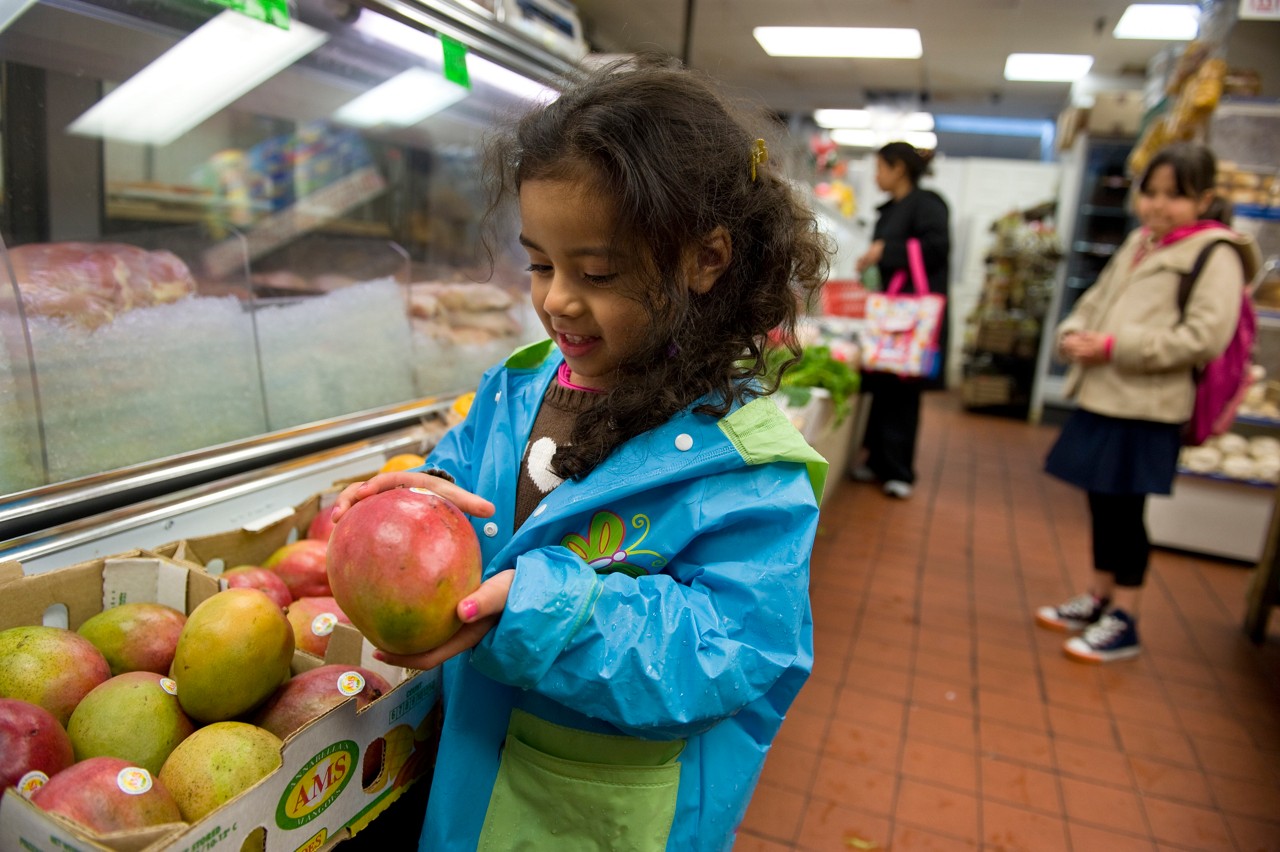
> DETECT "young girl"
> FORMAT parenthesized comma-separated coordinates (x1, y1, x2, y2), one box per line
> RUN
(1037, 143, 1260, 663)
(332, 55, 831, 850)
(853, 141, 951, 499)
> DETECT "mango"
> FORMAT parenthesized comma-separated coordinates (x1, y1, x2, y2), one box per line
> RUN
(77, 602, 186, 676)
(159, 722, 282, 822)
(67, 671, 196, 776)
(171, 588, 294, 723)
(0, 625, 111, 726)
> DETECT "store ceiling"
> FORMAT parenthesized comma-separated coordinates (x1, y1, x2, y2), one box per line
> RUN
(570, 0, 1208, 156)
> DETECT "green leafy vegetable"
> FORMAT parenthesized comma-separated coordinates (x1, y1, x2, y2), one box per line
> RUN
(766, 345, 860, 426)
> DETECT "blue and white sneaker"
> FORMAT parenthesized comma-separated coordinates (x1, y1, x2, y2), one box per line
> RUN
(1064, 609, 1141, 663)
(1035, 593, 1109, 632)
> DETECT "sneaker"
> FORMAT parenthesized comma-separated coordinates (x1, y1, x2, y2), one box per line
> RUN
(1064, 609, 1141, 663)
(1035, 592, 1109, 632)
(850, 464, 877, 483)
(883, 480, 913, 499)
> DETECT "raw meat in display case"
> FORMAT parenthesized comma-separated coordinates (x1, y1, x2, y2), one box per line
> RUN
(0, 228, 267, 490)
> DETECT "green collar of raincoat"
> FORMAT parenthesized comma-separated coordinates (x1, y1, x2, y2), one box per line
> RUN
(719, 397, 828, 502)
(505, 339, 558, 370)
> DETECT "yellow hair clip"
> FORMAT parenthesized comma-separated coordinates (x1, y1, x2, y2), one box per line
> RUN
(751, 138, 769, 182)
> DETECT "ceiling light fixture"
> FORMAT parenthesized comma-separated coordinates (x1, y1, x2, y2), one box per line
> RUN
(1004, 53, 1094, 82)
(830, 129, 937, 150)
(68, 11, 328, 146)
(814, 109, 934, 132)
(333, 67, 469, 127)
(1113, 4, 1200, 39)
(754, 27, 923, 59)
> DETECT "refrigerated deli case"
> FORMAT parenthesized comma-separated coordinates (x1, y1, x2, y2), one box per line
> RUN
(0, 0, 580, 564)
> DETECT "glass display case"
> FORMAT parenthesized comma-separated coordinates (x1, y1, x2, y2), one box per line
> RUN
(0, 0, 573, 533)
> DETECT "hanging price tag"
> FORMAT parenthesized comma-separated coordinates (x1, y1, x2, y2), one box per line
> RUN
(440, 35, 472, 89)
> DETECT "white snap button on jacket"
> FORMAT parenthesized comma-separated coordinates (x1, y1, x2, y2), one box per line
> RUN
(483, 522, 498, 537)
(675, 433, 694, 451)
(495, 391, 502, 402)
(533, 504, 547, 517)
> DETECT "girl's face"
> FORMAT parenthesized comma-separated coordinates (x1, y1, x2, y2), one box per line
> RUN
(1136, 163, 1212, 239)
(519, 178, 651, 390)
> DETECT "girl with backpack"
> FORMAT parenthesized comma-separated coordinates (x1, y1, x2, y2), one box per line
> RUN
(1036, 142, 1261, 663)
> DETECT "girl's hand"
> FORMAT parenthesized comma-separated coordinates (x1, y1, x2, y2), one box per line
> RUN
(371, 569, 515, 670)
(330, 472, 496, 524)
(1060, 331, 1111, 365)
(856, 240, 884, 273)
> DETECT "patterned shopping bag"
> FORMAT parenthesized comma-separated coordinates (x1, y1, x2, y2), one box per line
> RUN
(861, 238, 945, 379)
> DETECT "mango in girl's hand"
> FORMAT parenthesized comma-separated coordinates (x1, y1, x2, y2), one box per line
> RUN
(327, 487, 482, 655)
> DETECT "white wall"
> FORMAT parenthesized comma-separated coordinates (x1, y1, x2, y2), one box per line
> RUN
(928, 157, 1062, 387)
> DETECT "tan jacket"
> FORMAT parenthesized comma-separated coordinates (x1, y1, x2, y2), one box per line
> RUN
(1058, 227, 1262, 423)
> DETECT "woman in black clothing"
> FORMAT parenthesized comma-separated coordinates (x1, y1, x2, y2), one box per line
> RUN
(854, 142, 952, 499)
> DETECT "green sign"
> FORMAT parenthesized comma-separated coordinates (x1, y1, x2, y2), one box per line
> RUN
(440, 35, 472, 89)
(208, 0, 291, 30)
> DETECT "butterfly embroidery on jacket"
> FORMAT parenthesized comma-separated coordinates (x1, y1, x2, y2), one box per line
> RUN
(561, 511, 668, 578)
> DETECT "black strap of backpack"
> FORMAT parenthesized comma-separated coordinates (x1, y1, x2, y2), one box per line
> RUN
(1176, 239, 1234, 321)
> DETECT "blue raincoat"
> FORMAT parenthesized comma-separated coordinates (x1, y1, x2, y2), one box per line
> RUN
(418, 340, 826, 851)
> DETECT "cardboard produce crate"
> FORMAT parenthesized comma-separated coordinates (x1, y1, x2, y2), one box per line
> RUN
(0, 553, 440, 852)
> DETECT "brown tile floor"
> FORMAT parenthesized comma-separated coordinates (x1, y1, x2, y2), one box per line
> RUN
(740, 394, 1280, 852)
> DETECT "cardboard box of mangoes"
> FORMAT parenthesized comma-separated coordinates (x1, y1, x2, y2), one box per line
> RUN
(0, 550, 440, 852)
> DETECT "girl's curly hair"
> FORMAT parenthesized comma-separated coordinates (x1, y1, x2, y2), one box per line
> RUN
(483, 53, 832, 479)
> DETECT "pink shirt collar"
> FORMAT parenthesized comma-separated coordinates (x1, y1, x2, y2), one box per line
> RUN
(557, 361, 606, 394)
(1147, 220, 1231, 248)
(1133, 220, 1231, 267)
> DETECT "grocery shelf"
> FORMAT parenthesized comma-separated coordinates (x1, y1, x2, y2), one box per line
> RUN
(1175, 466, 1277, 490)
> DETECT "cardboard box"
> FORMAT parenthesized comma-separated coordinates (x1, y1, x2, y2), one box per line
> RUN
(0, 553, 440, 852)
(1086, 91, 1145, 138)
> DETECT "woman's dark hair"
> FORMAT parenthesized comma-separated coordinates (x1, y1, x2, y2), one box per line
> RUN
(1139, 142, 1217, 198)
(483, 53, 832, 479)
(878, 141, 933, 186)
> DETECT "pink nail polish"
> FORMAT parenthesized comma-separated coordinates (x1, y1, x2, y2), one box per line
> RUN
(460, 600, 479, 622)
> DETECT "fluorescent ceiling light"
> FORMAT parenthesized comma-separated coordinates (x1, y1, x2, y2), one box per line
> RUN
(1113, 4, 1199, 39)
(0, 0, 37, 35)
(830, 129, 937, 150)
(1004, 53, 1094, 82)
(933, 114, 1054, 138)
(353, 13, 557, 103)
(814, 109, 933, 131)
(333, 67, 469, 127)
(68, 11, 327, 146)
(754, 27, 922, 59)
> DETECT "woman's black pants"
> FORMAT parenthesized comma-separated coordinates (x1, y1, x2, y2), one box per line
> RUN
(861, 373, 922, 484)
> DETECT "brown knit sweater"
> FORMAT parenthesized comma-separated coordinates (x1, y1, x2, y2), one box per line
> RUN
(514, 376, 603, 529)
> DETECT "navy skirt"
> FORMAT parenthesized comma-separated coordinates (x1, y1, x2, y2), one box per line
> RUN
(1045, 409, 1182, 495)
